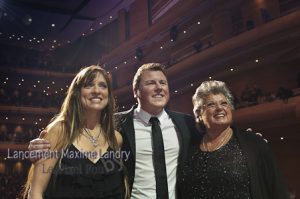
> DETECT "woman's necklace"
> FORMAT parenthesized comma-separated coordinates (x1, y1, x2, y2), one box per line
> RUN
(83, 127, 101, 148)
(202, 128, 233, 152)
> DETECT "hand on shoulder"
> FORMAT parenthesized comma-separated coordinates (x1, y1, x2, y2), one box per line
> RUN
(246, 128, 268, 143)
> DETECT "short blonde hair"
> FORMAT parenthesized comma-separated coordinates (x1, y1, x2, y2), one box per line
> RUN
(192, 80, 234, 120)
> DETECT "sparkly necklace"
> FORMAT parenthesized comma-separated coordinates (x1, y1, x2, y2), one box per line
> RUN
(202, 128, 233, 152)
(83, 127, 101, 147)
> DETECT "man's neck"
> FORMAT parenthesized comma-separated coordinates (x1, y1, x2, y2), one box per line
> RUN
(137, 105, 164, 116)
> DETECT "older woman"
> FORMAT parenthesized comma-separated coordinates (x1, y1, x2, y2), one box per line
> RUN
(23, 65, 127, 199)
(178, 80, 289, 199)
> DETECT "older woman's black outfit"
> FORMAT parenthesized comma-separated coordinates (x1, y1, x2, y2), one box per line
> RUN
(178, 126, 289, 199)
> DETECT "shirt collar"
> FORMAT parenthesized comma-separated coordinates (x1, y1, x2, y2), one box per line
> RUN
(135, 105, 168, 125)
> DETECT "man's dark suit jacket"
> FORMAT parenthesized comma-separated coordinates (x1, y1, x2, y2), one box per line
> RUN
(116, 106, 200, 194)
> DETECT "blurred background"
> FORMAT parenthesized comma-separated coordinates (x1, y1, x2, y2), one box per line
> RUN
(0, 0, 299, 198)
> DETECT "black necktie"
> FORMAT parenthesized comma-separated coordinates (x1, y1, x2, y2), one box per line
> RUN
(149, 117, 169, 199)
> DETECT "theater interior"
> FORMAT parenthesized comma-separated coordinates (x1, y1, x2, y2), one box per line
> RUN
(0, 0, 299, 198)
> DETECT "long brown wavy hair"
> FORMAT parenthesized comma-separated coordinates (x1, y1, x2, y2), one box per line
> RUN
(22, 65, 121, 198)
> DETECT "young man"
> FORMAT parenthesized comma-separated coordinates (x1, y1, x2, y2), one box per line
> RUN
(28, 63, 198, 199)
(116, 63, 198, 198)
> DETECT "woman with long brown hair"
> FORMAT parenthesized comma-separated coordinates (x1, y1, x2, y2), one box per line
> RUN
(24, 65, 127, 199)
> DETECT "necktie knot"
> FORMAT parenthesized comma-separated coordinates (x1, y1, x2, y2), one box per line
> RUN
(149, 117, 160, 125)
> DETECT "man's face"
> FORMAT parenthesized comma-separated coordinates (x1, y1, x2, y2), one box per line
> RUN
(135, 70, 170, 115)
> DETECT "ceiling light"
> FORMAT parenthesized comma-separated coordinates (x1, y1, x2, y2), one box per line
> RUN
(90, 28, 93, 31)
(22, 118, 25, 121)
(47, 86, 50, 89)
(160, 46, 163, 49)
(197, 21, 201, 25)
(0, 32, 2, 35)
(53, 40, 56, 43)
(29, 39, 32, 42)
(28, 18, 32, 22)
(20, 35, 24, 38)
(114, 67, 118, 69)
(3, 81, 6, 84)
(33, 37, 36, 40)
(82, 33, 85, 36)
(37, 40, 40, 43)
(124, 61, 127, 64)
(190, 83, 194, 86)
(280, 137, 284, 140)
(51, 23, 56, 27)
(17, 37, 20, 40)
(5, 117, 8, 120)
(3, 13, 7, 17)
(21, 79, 24, 82)
(18, 83, 21, 86)
(52, 81, 55, 84)
(209, 76, 212, 79)
(109, 16, 113, 19)
(41, 38, 44, 41)
(12, 34, 15, 37)
(230, 68, 234, 71)
(37, 80, 40, 83)
(174, 90, 178, 93)
(52, 46, 55, 48)
(255, 59, 259, 63)
(183, 30, 187, 34)
(67, 40, 71, 43)
(99, 22, 103, 25)
(39, 118, 42, 121)
(6, 77, 8, 80)
(33, 85, 36, 88)
(9, 37, 12, 39)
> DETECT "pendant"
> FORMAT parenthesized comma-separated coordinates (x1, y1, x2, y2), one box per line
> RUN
(90, 137, 99, 147)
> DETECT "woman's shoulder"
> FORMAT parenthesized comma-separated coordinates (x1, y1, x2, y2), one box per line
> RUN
(234, 127, 269, 150)
(114, 130, 123, 147)
(44, 121, 64, 149)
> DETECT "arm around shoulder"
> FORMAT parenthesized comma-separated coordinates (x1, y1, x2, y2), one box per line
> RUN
(28, 122, 63, 199)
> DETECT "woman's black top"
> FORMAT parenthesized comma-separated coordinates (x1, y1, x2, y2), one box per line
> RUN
(44, 144, 125, 199)
(178, 134, 251, 199)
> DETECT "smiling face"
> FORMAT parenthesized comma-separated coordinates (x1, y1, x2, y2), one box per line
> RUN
(80, 72, 109, 114)
(200, 93, 233, 130)
(135, 70, 170, 115)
